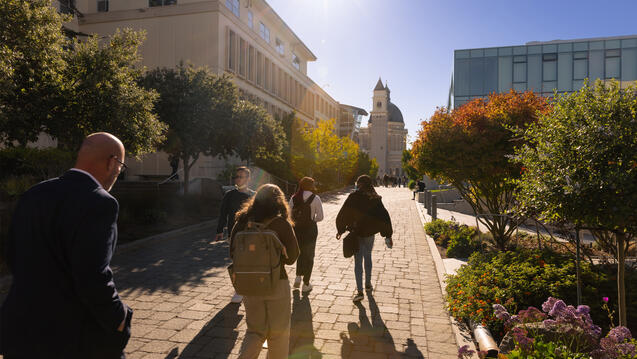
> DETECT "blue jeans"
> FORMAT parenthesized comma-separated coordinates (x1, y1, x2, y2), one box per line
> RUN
(354, 235, 375, 292)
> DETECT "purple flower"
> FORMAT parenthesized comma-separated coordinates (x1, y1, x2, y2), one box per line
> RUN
(511, 327, 534, 351)
(543, 318, 557, 327)
(548, 299, 567, 317)
(607, 326, 633, 343)
(518, 306, 546, 323)
(457, 344, 476, 358)
(542, 297, 559, 313)
(575, 305, 590, 316)
(603, 297, 609, 303)
(493, 304, 511, 321)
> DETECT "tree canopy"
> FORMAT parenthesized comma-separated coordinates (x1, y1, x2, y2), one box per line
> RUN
(232, 100, 286, 166)
(411, 91, 549, 249)
(515, 80, 637, 326)
(140, 63, 237, 193)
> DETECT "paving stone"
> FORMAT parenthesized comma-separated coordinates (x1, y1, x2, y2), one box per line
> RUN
(106, 188, 459, 358)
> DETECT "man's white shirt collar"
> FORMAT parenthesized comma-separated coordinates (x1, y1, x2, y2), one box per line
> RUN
(69, 168, 102, 189)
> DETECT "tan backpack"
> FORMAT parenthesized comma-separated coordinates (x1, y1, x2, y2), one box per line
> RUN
(228, 217, 288, 296)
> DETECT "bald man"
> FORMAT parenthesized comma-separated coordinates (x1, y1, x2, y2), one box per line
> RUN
(1, 133, 132, 359)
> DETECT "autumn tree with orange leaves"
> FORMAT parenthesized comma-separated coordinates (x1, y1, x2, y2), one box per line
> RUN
(411, 91, 550, 250)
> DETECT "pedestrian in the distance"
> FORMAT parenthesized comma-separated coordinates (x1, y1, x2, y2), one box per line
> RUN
(215, 166, 255, 304)
(289, 177, 324, 293)
(1, 133, 132, 359)
(335, 175, 393, 302)
(231, 184, 300, 359)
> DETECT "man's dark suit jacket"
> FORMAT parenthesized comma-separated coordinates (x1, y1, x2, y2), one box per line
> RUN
(0, 170, 132, 359)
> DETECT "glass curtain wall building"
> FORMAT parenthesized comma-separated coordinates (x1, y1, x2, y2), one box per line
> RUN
(453, 35, 637, 108)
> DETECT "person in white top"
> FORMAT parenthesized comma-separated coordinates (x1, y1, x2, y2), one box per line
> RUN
(289, 177, 324, 293)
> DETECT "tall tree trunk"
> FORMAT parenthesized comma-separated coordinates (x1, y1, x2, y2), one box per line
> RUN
(617, 232, 627, 327)
(182, 155, 191, 195)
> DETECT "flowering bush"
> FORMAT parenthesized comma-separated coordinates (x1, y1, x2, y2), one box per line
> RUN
(445, 249, 608, 341)
(424, 219, 457, 247)
(446, 225, 484, 258)
(492, 298, 637, 358)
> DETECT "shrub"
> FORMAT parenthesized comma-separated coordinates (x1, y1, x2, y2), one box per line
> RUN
(0, 147, 74, 181)
(424, 219, 458, 246)
(446, 225, 484, 258)
(445, 249, 611, 341)
(408, 179, 416, 190)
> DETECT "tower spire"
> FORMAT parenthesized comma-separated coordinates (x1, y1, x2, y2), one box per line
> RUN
(374, 77, 384, 91)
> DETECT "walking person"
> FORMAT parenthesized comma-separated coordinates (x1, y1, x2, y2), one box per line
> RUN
(0, 133, 132, 359)
(289, 177, 324, 293)
(336, 175, 393, 302)
(231, 184, 300, 359)
(215, 166, 255, 304)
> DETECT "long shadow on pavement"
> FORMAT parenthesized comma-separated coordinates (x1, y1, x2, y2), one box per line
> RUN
(177, 302, 243, 359)
(341, 293, 424, 358)
(289, 290, 323, 359)
(112, 229, 231, 294)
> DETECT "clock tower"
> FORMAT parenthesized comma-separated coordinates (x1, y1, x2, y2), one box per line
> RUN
(370, 77, 390, 175)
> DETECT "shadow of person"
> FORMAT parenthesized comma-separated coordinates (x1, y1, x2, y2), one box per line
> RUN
(340, 293, 424, 358)
(178, 302, 243, 359)
(289, 290, 322, 359)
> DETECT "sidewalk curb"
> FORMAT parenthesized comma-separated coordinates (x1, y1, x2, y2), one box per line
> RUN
(414, 200, 480, 359)
(116, 219, 219, 254)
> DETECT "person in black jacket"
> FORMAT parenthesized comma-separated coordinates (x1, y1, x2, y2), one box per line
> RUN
(215, 166, 255, 304)
(336, 175, 393, 302)
(1, 133, 132, 359)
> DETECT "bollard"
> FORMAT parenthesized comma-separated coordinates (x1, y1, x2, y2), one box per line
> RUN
(417, 191, 425, 203)
(431, 195, 437, 220)
(425, 191, 431, 214)
(471, 320, 499, 357)
(424, 190, 429, 209)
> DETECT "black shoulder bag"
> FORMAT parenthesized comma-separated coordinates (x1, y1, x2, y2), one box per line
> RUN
(342, 222, 359, 258)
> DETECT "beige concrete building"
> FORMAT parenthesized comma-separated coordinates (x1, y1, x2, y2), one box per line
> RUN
(357, 78, 408, 176)
(64, 0, 342, 180)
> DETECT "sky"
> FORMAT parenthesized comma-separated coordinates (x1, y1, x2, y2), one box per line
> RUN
(266, 0, 637, 146)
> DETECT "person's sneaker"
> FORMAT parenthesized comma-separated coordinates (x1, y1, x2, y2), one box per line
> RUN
(352, 291, 364, 302)
(365, 284, 373, 292)
(302, 283, 313, 293)
(293, 276, 302, 289)
(231, 293, 243, 303)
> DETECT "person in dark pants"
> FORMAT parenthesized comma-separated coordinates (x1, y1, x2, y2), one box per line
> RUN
(289, 177, 324, 293)
(0, 133, 132, 359)
(413, 180, 426, 200)
(215, 166, 255, 304)
(336, 175, 393, 302)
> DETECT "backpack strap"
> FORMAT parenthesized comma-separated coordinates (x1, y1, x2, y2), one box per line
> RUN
(246, 216, 289, 259)
(305, 194, 316, 205)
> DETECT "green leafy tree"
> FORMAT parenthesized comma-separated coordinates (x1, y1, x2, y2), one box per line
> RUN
(53, 29, 165, 155)
(412, 92, 549, 250)
(353, 150, 379, 182)
(0, 0, 68, 145)
(141, 64, 237, 194)
(515, 80, 637, 326)
(232, 100, 285, 167)
(254, 111, 297, 183)
(401, 149, 420, 181)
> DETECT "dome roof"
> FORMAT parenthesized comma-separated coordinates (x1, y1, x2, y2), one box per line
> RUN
(368, 101, 404, 124)
(388, 101, 404, 123)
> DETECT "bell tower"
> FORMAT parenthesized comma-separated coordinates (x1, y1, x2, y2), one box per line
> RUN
(370, 77, 389, 175)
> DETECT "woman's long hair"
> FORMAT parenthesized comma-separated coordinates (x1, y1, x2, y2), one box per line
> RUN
(235, 184, 293, 225)
(292, 176, 316, 201)
(356, 175, 381, 199)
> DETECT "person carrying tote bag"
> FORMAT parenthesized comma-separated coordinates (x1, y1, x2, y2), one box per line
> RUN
(335, 175, 393, 302)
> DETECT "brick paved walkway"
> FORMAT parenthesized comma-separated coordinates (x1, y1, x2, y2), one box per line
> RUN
(100, 187, 458, 358)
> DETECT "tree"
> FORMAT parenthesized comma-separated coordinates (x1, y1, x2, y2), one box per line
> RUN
(401, 149, 420, 181)
(0, 0, 68, 145)
(515, 80, 637, 326)
(232, 100, 285, 167)
(141, 64, 237, 194)
(354, 150, 379, 182)
(412, 92, 549, 250)
(53, 29, 165, 155)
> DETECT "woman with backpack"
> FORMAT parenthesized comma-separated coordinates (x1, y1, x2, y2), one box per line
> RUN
(336, 175, 393, 302)
(289, 177, 324, 293)
(230, 184, 300, 359)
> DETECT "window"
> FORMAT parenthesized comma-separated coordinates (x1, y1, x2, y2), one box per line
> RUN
(542, 53, 557, 81)
(257, 52, 263, 86)
(573, 51, 588, 80)
(228, 30, 236, 71)
(292, 53, 300, 70)
(225, 0, 239, 17)
(149, 0, 176, 6)
(513, 55, 526, 84)
(247, 10, 253, 29)
(605, 49, 621, 79)
(239, 38, 246, 76)
(59, 0, 75, 14)
(275, 38, 285, 55)
(259, 22, 270, 43)
(377, 101, 382, 108)
(248, 46, 254, 82)
(97, 0, 108, 12)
